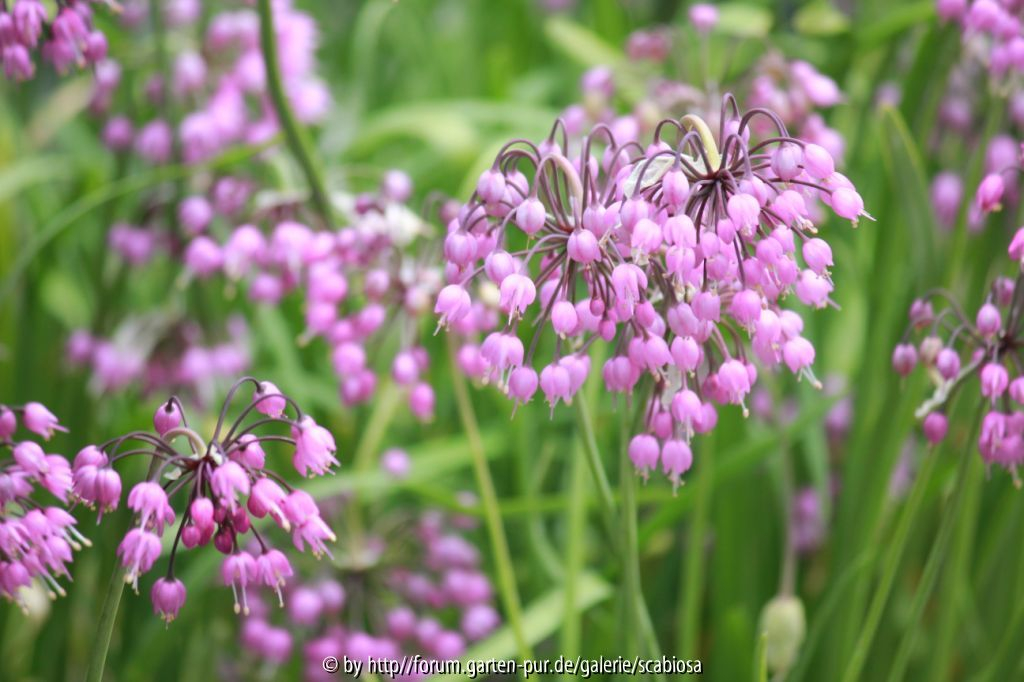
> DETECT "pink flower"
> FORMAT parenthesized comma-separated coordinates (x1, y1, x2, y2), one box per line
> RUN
(222, 552, 258, 615)
(211, 460, 251, 512)
(689, 3, 719, 33)
(23, 402, 64, 440)
(118, 528, 162, 591)
(127, 482, 176, 535)
(253, 381, 287, 418)
(291, 417, 338, 477)
(151, 578, 187, 623)
(976, 173, 1005, 214)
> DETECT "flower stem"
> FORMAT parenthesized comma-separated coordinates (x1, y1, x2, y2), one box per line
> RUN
(346, 381, 403, 557)
(86, 454, 163, 682)
(576, 393, 663, 675)
(620, 420, 665, 672)
(560, 439, 587, 663)
(85, 565, 126, 682)
(446, 337, 531, 660)
(256, 0, 333, 224)
(574, 397, 618, 543)
(678, 430, 713, 656)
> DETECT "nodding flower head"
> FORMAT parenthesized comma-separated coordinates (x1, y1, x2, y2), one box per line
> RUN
(0, 0, 112, 82)
(435, 97, 864, 489)
(151, 577, 187, 624)
(897, 233, 1024, 485)
(77, 377, 338, 620)
(0, 402, 86, 609)
(22, 402, 65, 441)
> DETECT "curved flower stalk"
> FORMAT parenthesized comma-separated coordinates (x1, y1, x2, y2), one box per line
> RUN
(894, 227, 1024, 484)
(72, 377, 338, 622)
(236, 495, 500, 681)
(0, 403, 87, 609)
(436, 97, 866, 489)
(67, 315, 251, 403)
(0, 0, 112, 82)
(178, 173, 442, 420)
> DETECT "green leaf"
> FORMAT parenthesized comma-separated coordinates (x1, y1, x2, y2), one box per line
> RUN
(793, 2, 850, 36)
(877, 106, 938, 285)
(0, 155, 76, 206)
(0, 138, 276, 306)
(40, 267, 92, 329)
(344, 100, 558, 160)
(715, 3, 774, 39)
(544, 16, 624, 68)
(855, 1, 936, 47)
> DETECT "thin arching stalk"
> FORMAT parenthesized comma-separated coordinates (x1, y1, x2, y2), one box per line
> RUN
(446, 336, 532, 661)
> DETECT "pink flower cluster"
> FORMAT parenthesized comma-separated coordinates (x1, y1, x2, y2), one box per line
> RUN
(71, 377, 338, 622)
(894, 227, 1024, 483)
(748, 54, 846, 161)
(0, 403, 87, 608)
(95, 0, 329, 163)
(180, 172, 441, 420)
(937, 0, 1024, 83)
(67, 316, 251, 400)
(0, 0, 108, 82)
(240, 506, 500, 681)
(436, 98, 865, 489)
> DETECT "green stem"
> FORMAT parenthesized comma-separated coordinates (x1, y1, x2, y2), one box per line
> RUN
(779, 443, 797, 597)
(840, 441, 942, 682)
(575, 394, 663, 678)
(560, 439, 587, 670)
(574, 397, 619, 544)
(86, 455, 164, 682)
(446, 338, 531, 661)
(678, 429, 713, 656)
(352, 381, 403, 473)
(256, 0, 333, 224)
(86, 566, 127, 682)
(621, 428, 640, 656)
(346, 380, 403, 560)
(619, 411, 665, 674)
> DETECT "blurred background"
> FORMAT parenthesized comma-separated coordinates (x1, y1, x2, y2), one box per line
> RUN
(1, 0, 1022, 680)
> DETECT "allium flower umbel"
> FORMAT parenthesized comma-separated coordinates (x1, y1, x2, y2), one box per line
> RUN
(897, 227, 1024, 485)
(239, 504, 500, 679)
(937, 0, 1024, 87)
(0, 0, 111, 82)
(73, 377, 338, 622)
(0, 403, 87, 610)
(437, 97, 866, 489)
(177, 171, 440, 421)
